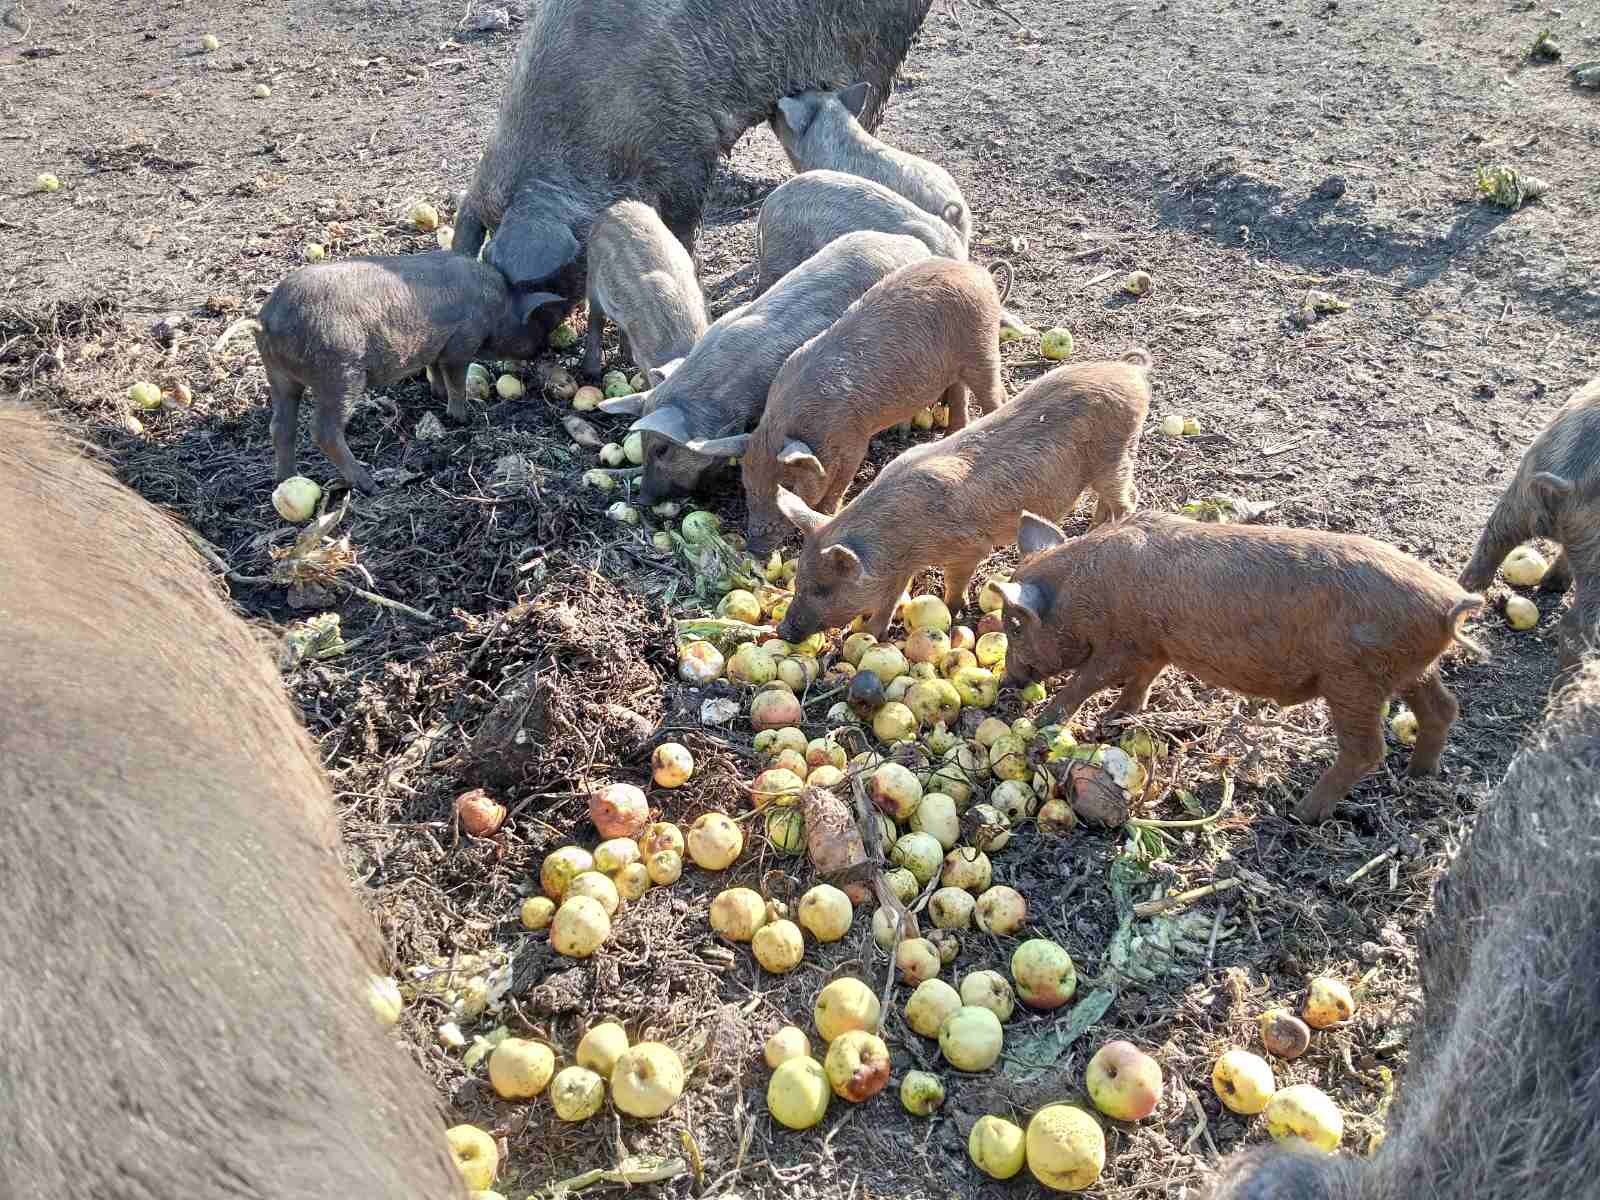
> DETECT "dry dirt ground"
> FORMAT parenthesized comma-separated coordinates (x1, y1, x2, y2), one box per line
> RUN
(5, 0, 1599, 1197)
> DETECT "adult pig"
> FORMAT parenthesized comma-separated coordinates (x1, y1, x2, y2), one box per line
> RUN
(583, 199, 708, 379)
(753, 169, 967, 295)
(773, 84, 973, 244)
(1460, 373, 1600, 674)
(774, 352, 1152, 641)
(213, 251, 558, 493)
(604, 230, 933, 503)
(738, 257, 1015, 554)
(1205, 659, 1600, 1199)
(0, 404, 466, 1199)
(998, 511, 1484, 822)
(454, 0, 934, 327)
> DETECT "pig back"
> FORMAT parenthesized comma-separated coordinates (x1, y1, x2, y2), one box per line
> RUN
(755, 171, 965, 291)
(0, 405, 464, 1199)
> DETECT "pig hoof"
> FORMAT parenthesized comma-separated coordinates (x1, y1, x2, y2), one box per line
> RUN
(1293, 797, 1337, 824)
(346, 467, 379, 496)
(445, 399, 471, 422)
(1405, 758, 1441, 779)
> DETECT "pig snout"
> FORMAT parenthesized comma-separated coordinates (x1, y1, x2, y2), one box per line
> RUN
(776, 604, 821, 644)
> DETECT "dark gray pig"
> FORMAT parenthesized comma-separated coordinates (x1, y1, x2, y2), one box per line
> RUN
(753, 169, 966, 294)
(1204, 658, 1600, 1199)
(453, 0, 934, 328)
(583, 200, 709, 379)
(1460, 373, 1600, 674)
(212, 251, 557, 494)
(773, 83, 973, 244)
(601, 230, 933, 503)
(0, 403, 467, 1199)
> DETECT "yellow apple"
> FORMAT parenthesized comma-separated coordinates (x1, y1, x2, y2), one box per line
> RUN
(445, 1124, 498, 1191)
(1026, 1104, 1105, 1191)
(1212, 1049, 1276, 1115)
(768, 1055, 830, 1129)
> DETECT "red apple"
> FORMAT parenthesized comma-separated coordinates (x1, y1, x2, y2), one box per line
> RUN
(1085, 1040, 1163, 1121)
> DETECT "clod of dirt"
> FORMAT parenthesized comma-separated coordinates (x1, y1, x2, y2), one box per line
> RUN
(415, 411, 447, 441)
(1311, 175, 1347, 200)
(561, 414, 603, 448)
(1573, 61, 1600, 87)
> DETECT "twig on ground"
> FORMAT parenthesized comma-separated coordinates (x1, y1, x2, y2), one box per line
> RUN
(1132, 877, 1240, 919)
(1343, 842, 1401, 887)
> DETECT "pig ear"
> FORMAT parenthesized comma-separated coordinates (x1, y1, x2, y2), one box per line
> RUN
(646, 357, 685, 388)
(1017, 511, 1067, 558)
(685, 432, 751, 458)
(630, 404, 691, 445)
(511, 289, 564, 325)
(775, 485, 828, 538)
(599, 390, 649, 416)
(1533, 471, 1576, 514)
(777, 439, 826, 480)
(837, 81, 873, 118)
(776, 95, 816, 136)
(485, 212, 580, 291)
(995, 581, 1047, 625)
(821, 542, 863, 581)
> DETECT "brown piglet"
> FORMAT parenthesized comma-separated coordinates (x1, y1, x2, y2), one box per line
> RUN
(774, 351, 1152, 642)
(998, 510, 1486, 822)
(1460, 373, 1600, 674)
(739, 257, 1011, 554)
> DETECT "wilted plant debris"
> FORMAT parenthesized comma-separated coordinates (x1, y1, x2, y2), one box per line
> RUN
(1180, 493, 1280, 523)
(278, 612, 348, 670)
(1474, 163, 1549, 209)
(1528, 30, 1562, 62)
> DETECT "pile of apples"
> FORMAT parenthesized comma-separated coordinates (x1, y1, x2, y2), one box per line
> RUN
(526, 746, 750, 961)
(1209, 977, 1356, 1153)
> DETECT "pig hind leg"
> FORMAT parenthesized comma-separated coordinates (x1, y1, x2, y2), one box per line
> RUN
(1554, 542, 1600, 674)
(963, 343, 1005, 418)
(1090, 460, 1139, 527)
(1296, 688, 1386, 822)
(267, 365, 306, 483)
(312, 366, 378, 495)
(1399, 669, 1460, 777)
(942, 382, 971, 432)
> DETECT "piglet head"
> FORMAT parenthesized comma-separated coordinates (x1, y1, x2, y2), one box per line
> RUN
(743, 438, 825, 557)
(996, 512, 1082, 689)
(630, 404, 745, 505)
(773, 486, 872, 641)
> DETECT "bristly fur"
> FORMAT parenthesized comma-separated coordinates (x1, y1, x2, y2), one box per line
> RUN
(0, 403, 465, 1199)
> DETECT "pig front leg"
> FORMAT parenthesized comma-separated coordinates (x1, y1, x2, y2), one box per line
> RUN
(438, 361, 473, 422)
(1459, 489, 1530, 592)
(1541, 547, 1574, 594)
(863, 573, 915, 641)
(1036, 647, 1135, 729)
(942, 554, 984, 615)
(1105, 656, 1169, 718)
(1295, 688, 1386, 823)
(583, 296, 607, 379)
(424, 362, 448, 400)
